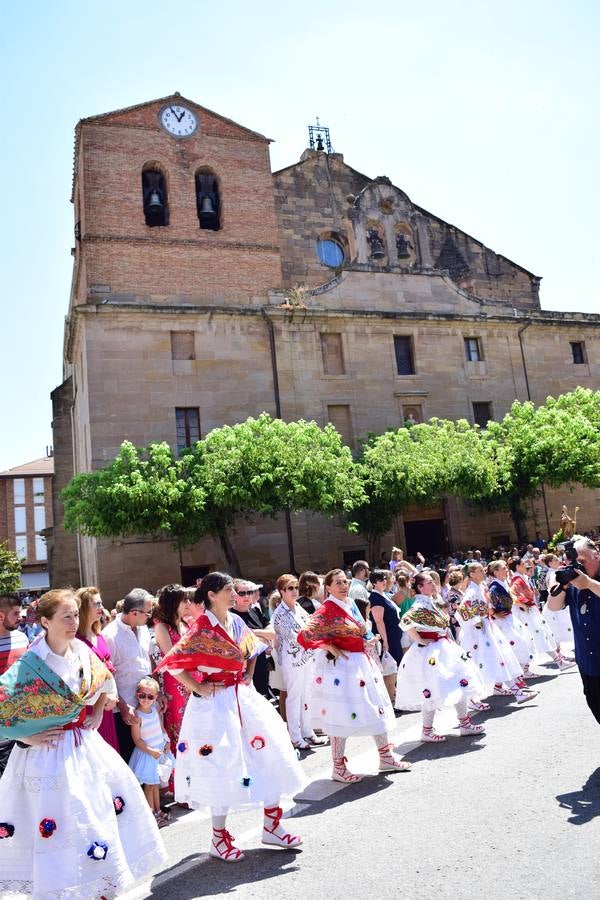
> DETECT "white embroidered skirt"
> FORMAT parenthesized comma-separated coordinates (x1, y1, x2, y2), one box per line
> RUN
(458, 618, 522, 692)
(306, 649, 396, 737)
(0, 728, 166, 900)
(395, 638, 484, 711)
(174, 685, 307, 814)
(493, 613, 536, 668)
(543, 605, 574, 646)
(512, 605, 557, 657)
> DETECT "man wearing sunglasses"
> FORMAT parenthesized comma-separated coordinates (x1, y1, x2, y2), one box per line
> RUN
(233, 579, 274, 699)
(103, 588, 157, 759)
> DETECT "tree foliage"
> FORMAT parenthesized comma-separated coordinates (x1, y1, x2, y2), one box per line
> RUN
(0, 541, 22, 593)
(62, 441, 206, 545)
(483, 389, 600, 539)
(182, 414, 364, 571)
(350, 419, 499, 558)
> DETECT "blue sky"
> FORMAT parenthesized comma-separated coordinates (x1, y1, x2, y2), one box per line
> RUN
(1, 0, 598, 471)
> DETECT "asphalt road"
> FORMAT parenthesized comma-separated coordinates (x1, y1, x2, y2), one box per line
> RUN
(120, 662, 600, 900)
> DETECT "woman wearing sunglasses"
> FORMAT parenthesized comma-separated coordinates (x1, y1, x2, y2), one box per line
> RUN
(271, 574, 327, 750)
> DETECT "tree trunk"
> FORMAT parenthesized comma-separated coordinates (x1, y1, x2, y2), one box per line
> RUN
(214, 527, 242, 577)
(368, 532, 381, 567)
(509, 497, 528, 544)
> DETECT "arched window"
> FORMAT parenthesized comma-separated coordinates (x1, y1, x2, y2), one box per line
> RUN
(142, 164, 168, 227)
(195, 169, 220, 231)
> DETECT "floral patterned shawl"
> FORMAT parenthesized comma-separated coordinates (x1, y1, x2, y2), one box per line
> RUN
(0, 645, 111, 740)
(297, 599, 366, 653)
(156, 612, 260, 674)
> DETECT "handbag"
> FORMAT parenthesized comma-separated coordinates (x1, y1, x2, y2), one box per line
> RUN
(157, 752, 174, 786)
(380, 650, 398, 676)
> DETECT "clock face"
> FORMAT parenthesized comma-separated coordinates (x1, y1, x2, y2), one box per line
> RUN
(159, 105, 198, 138)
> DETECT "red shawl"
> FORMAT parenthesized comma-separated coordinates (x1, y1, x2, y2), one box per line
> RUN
(298, 599, 366, 653)
(510, 575, 536, 606)
(155, 614, 244, 674)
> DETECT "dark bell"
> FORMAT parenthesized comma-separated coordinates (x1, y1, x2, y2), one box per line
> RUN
(147, 190, 163, 212)
(370, 246, 386, 260)
(316, 133, 325, 151)
(199, 195, 218, 225)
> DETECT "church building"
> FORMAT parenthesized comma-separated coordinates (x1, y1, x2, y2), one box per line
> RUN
(51, 93, 600, 601)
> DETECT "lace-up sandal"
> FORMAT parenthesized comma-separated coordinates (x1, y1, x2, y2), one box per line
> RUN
(469, 699, 491, 711)
(262, 806, 303, 848)
(332, 755, 363, 783)
(458, 716, 485, 736)
(378, 743, 411, 772)
(421, 726, 446, 742)
(210, 827, 245, 862)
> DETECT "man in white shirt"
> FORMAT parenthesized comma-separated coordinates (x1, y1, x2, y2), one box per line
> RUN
(102, 588, 154, 759)
(348, 560, 371, 603)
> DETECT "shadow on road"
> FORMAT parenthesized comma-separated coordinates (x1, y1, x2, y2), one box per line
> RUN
(148, 849, 301, 897)
(556, 767, 600, 825)
(290, 772, 393, 818)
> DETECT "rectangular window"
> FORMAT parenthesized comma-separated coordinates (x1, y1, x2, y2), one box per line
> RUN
(394, 336, 415, 375)
(13, 478, 25, 504)
(326, 404, 354, 447)
(472, 402, 493, 428)
(14, 507, 26, 533)
(15, 535, 27, 560)
(176, 407, 201, 453)
(35, 535, 47, 561)
(34, 507, 46, 532)
(570, 341, 586, 364)
(33, 477, 44, 503)
(320, 333, 345, 375)
(171, 332, 195, 360)
(464, 337, 482, 362)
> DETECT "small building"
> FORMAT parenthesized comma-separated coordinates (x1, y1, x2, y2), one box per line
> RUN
(0, 456, 54, 594)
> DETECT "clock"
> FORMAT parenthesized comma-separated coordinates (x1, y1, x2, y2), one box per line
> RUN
(159, 105, 198, 138)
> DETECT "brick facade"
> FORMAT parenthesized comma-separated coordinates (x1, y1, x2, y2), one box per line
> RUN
(50, 94, 600, 603)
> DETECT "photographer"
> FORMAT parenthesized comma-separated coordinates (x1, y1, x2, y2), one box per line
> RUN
(546, 538, 600, 723)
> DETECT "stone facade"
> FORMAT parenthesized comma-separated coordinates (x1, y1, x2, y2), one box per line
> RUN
(50, 94, 600, 603)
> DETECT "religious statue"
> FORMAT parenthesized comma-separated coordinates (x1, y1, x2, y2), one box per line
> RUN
(560, 505, 579, 539)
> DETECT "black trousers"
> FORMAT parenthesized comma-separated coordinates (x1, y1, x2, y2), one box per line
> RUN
(114, 711, 136, 761)
(580, 673, 600, 725)
(0, 739, 15, 779)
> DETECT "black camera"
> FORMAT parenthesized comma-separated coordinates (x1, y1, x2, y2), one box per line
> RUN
(550, 540, 585, 596)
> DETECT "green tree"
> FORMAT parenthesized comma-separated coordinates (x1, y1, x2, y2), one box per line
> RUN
(482, 389, 600, 542)
(0, 541, 22, 593)
(182, 413, 364, 574)
(350, 419, 498, 560)
(62, 416, 364, 577)
(62, 440, 207, 551)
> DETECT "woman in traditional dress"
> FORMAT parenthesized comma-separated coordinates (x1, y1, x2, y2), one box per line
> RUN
(395, 572, 486, 742)
(487, 559, 538, 682)
(541, 553, 576, 658)
(0, 589, 166, 900)
(153, 583, 192, 753)
(156, 573, 306, 863)
(457, 564, 532, 706)
(509, 557, 574, 671)
(297, 568, 411, 783)
(271, 574, 326, 750)
(75, 586, 120, 752)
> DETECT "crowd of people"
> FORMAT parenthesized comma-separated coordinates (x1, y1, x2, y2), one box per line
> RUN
(1, 534, 599, 898)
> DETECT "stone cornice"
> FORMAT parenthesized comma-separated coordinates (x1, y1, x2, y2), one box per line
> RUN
(70, 300, 600, 327)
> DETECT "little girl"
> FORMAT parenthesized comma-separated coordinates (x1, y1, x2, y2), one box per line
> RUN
(129, 677, 175, 827)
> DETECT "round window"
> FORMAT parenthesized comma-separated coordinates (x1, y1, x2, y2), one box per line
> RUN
(316, 239, 345, 268)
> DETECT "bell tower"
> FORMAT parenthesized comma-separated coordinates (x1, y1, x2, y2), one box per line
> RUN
(69, 92, 282, 311)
